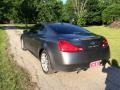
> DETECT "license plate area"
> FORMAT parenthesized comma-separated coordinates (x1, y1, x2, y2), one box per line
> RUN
(90, 60, 101, 68)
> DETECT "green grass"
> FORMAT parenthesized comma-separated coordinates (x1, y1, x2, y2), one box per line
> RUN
(13, 24, 33, 29)
(0, 24, 33, 29)
(0, 29, 31, 90)
(85, 26, 120, 64)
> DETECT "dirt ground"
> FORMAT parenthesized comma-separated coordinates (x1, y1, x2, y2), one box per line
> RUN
(5, 26, 120, 90)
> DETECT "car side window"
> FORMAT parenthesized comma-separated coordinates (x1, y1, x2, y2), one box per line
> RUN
(29, 24, 44, 34)
(37, 28, 46, 35)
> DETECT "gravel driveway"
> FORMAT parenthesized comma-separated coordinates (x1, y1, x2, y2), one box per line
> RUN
(5, 26, 120, 90)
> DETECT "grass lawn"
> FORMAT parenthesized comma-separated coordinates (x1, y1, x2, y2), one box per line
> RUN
(85, 26, 120, 64)
(12, 24, 33, 29)
(0, 29, 31, 90)
(0, 24, 33, 29)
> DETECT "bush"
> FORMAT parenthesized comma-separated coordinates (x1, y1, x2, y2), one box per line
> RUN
(102, 4, 120, 24)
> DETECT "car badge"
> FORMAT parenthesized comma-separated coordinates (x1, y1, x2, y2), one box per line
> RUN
(90, 41, 96, 45)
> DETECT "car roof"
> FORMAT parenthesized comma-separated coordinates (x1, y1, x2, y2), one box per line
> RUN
(44, 22, 91, 34)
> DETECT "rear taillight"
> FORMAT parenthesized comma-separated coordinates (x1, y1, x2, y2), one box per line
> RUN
(102, 39, 109, 48)
(58, 40, 84, 52)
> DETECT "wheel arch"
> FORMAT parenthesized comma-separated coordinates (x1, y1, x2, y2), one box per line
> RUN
(38, 48, 44, 59)
(38, 43, 56, 71)
(20, 34, 23, 40)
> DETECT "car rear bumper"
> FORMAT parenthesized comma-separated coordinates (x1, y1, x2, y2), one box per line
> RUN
(52, 47, 110, 71)
(54, 63, 89, 72)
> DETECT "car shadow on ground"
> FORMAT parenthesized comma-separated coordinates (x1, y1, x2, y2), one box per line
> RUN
(102, 59, 120, 90)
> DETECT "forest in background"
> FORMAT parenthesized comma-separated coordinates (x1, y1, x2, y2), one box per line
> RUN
(0, 0, 120, 26)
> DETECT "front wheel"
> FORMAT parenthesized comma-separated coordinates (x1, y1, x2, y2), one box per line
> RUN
(40, 50, 54, 74)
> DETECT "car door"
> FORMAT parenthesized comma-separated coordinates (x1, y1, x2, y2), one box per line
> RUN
(29, 26, 46, 56)
(23, 30, 34, 51)
(24, 24, 42, 52)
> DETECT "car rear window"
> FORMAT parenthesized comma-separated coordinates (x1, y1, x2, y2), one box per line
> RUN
(49, 23, 90, 35)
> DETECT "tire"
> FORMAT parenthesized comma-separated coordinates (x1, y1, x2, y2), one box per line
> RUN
(21, 39, 27, 51)
(40, 50, 54, 74)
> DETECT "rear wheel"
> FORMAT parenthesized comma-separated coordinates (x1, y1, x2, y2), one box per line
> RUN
(40, 50, 54, 74)
(21, 39, 26, 51)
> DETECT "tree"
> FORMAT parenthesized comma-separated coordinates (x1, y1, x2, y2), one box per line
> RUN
(13, 0, 63, 24)
(73, 0, 88, 26)
(36, 0, 63, 23)
(86, 0, 102, 25)
(102, 4, 120, 24)
(64, 0, 76, 23)
(65, 0, 88, 26)
(109, 0, 120, 4)
(0, 0, 64, 24)
(0, 0, 14, 23)
(17, 0, 38, 24)
(60, 4, 69, 22)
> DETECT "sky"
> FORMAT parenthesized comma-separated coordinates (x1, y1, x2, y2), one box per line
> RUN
(61, 0, 67, 4)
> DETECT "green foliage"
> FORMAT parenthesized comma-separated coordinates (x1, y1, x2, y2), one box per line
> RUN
(61, 5, 70, 22)
(0, 0, 63, 24)
(86, 0, 102, 25)
(0, 0, 12, 21)
(18, 0, 38, 24)
(36, 0, 63, 23)
(0, 0, 120, 26)
(109, 0, 120, 4)
(63, 0, 75, 23)
(77, 14, 87, 26)
(65, 0, 88, 26)
(102, 4, 120, 24)
(0, 29, 31, 90)
(65, 0, 109, 26)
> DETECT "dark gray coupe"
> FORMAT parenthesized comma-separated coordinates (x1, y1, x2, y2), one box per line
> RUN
(21, 23, 110, 74)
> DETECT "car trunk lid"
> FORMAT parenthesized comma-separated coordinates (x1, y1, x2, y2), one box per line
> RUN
(58, 34, 106, 60)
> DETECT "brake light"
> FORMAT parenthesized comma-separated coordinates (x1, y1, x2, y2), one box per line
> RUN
(102, 39, 108, 48)
(58, 40, 84, 52)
